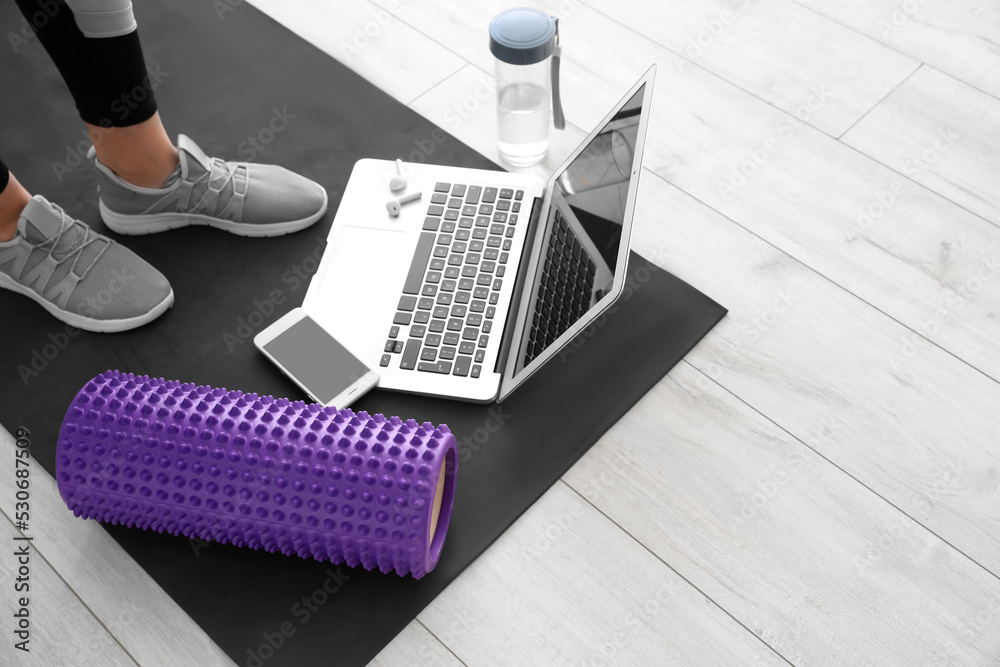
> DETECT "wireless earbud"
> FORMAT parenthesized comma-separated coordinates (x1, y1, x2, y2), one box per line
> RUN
(389, 158, 407, 192)
(386, 191, 422, 217)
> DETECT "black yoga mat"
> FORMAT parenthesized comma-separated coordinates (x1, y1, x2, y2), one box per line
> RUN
(0, 2, 726, 665)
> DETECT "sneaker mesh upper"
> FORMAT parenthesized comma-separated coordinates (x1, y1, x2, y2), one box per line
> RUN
(97, 141, 325, 226)
(17, 245, 47, 281)
(1, 197, 171, 322)
(62, 242, 172, 320)
(240, 162, 326, 224)
(44, 223, 106, 294)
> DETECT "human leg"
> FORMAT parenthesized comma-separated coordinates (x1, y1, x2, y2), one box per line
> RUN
(0, 2, 177, 329)
(86, 113, 179, 189)
(14, 0, 179, 187)
(0, 164, 32, 243)
(16, 0, 327, 234)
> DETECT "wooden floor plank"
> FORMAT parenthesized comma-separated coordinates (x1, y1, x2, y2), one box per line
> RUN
(417, 481, 787, 666)
(640, 55, 1000, 383)
(565, 360, 1000, 665)
(0, 513, 136, 666)
(245, 0, 466, 105)
(630, 174, 1000, 576)
(0, 426, 236, 667)
(843, 65, 1000, 225)
(368, 620, 465, 667)
(373, 0, 917, 137)
(585, 0, 919, 137)
(793, 0, 1000, 100)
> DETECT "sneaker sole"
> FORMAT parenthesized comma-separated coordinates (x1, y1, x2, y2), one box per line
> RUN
(99, 189, 329, 238)
(0, 272, 175, 333)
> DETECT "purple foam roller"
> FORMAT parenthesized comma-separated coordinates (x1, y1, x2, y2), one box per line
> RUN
(56, 370, 458, 578)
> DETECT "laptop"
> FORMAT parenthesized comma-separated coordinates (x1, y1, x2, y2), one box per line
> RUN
(300, 66, 655, 403)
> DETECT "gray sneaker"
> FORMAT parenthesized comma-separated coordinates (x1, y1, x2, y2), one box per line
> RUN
(93, 134, 328, 237)
(0, 196, 173, 332)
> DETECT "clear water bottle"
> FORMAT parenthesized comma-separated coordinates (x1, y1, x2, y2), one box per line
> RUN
(489, 8, 565, 167)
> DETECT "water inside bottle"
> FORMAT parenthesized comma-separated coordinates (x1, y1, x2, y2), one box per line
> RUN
(497, 82, 549, 167)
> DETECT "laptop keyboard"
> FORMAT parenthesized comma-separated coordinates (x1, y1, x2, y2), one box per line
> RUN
(524, 208, 596, 365)
(380, 182, 524, 378)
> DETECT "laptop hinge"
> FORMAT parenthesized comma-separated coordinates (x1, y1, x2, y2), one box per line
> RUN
(494, 195, 544, 376)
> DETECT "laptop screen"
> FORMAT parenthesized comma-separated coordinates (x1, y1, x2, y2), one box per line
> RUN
(503, 72, 652, 396)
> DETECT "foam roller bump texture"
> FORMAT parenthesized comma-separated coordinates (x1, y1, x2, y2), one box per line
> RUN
(56, 371, 458, 578)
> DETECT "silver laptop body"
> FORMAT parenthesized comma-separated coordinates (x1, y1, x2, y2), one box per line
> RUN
(302, 66, 655, 402)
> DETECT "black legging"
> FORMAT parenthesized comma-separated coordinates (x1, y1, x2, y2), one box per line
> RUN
(1, 0, 156, 194)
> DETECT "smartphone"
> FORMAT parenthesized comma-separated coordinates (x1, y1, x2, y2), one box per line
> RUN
(254, 307, 379, 408)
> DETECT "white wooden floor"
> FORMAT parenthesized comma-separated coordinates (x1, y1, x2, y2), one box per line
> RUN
(3, 0, 1000, 664)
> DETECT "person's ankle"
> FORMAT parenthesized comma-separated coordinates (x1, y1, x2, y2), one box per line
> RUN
(87, 115, 180, 189)
(0, 216, 18, 242)
(101, 146, 180, 189)
(0, 177, 31, 242)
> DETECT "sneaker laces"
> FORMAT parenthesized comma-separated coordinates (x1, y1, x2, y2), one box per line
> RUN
(36, 202, 109, 278)
(189, 157, 242, 214)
